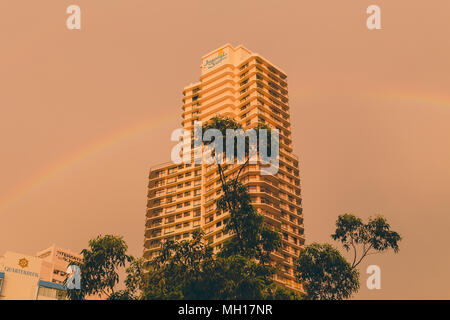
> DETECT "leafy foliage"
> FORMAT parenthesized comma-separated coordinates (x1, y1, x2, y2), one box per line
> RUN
(69, 118, 405, 301)
(331, 214, 402, 268)
(296, 243, 360, 300)
(202, 115, 276, 161)
(295, 214, 401, 300)
(216, 180, 282, 263)
(142, 229, 212, 299)
(141, 229, 300, 300)
(66, 235, 132, 300)
(140, 116, 294, 300)
(107, 257, 148, 300)
(203, 116, 282, 262)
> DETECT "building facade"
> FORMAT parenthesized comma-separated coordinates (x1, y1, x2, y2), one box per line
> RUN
(37, 244, 83, 286)
(144, 44, 304, 291)
(0, 245, 82, 300)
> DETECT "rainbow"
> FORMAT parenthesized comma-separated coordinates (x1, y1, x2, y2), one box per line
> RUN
(360, 89, 450, 109)
(296, 87, 450, 109)
(1, 89, 449, 213)
(0, 114, 176, 213)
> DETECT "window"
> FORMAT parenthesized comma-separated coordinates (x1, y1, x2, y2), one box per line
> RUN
(241, 103, 249, 111)
(240, 95, 249, 103)
(168, 167, 177, 174)
(38, 287, 66, 300)
(239, 63, 248, 71)
(155, 180, 164, 187)
(166, 216, 175, 223)
(167, 177, 176, 183)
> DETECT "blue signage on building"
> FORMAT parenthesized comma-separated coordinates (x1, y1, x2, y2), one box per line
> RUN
(203, 50, 227, 69)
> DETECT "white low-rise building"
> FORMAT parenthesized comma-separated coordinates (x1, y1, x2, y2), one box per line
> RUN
(0, 245, 82, 300)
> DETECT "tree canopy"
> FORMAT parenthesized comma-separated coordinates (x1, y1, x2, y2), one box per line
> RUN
(296, 214, 401, 299)
(66, 234, 132, 300)
(332, 214, 402, 268)
(296, 243, 359, 300)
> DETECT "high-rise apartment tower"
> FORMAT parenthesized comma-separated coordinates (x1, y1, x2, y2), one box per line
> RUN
(144, 44, 304, 290)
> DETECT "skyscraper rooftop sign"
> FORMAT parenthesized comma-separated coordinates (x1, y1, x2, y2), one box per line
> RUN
(202, 50, 228, 70)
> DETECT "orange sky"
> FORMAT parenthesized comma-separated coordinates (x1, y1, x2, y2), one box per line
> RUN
(0, 0, 449, 299)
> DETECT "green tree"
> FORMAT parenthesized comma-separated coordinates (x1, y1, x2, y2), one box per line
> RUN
(295, 214, 401, 300)
(66, 234, 132, 300)
(140, 117, 297, 300)
(141, 229, 300, 300)
(108, 257, 147, 300)
(201, 116, 288, 298)
(141, 229, 213, 299)
(216, 180, 282, 263)
(142, 229, 212, 299)
(184, 254, 301, 300)
(331, 214, 402, 268)
(296, 243, 359, 300)
(203, 116, 281, 262)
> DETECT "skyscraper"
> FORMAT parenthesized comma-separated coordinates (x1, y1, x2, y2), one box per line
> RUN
(144, 44, 304, 291)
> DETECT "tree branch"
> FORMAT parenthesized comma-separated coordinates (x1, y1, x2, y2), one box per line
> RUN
(350, 238, 357, 268)
(352, 243, 373, 269)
